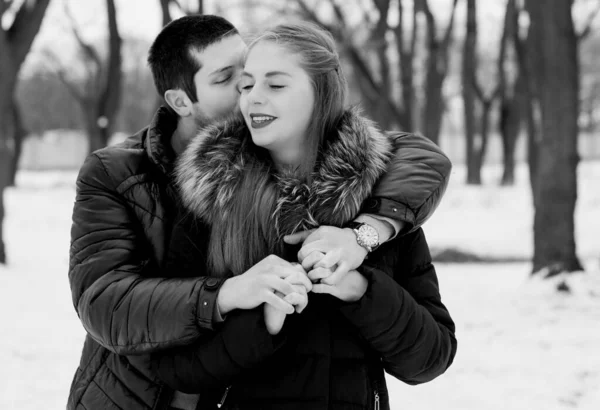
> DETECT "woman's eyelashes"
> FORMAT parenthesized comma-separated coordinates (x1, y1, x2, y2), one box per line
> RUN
(239, 83, 285, 92)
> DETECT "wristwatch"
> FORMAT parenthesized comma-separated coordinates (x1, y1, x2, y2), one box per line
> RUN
(347, 222, 380, 253)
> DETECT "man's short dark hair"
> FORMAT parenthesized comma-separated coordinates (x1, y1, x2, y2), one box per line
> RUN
(148, 15, 238, 102)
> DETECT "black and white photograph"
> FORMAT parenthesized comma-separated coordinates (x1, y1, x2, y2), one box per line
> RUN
(1, 0, 599, 409)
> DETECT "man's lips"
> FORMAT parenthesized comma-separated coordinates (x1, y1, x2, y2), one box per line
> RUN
(249, 113, 277, 129)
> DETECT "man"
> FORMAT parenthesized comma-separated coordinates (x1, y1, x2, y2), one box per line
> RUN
(67, 15, 451, 410)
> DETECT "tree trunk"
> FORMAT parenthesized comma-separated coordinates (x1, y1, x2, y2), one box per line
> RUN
(98, 0, 122, 142)
(499, 97, 519, 185)
(0, 0, 51, 265)
(422, 69, 445, 145)
(9, 101, 26, 187)
(419, 0, 459, 144)
(525, 0, 582, 274)
(471, 99, 494, 184)
(463, 0, 479, 184)
(498, 0, 521, 186)
(160, 0, 172, 26)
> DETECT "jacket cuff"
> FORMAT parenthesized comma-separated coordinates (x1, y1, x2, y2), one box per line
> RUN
(196, 277, 227, 330)
(361, 197, 416, 234)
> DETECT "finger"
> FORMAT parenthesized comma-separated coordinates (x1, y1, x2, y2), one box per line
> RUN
(297, 240, 327, 262)
(267, 276, 296, 296)
(311, 283, 339, 298)
(294, 292, 309, 313)
(307, 267, 335, 282)
(300, 250, 325, 271)
(320, 262, 349, 286)
(275, 265, 307, 280)
(283, 229, 315, 245)
(264, 291, 295, 314)
(283, 292, 306, 309)
(314, 249, 342, 269)
(286, 272, 313, 292)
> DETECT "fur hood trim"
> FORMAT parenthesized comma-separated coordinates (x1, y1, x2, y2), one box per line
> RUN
(175, 107, 394, 236)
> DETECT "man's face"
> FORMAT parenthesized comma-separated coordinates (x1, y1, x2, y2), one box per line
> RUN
(191, 34, 247, 127)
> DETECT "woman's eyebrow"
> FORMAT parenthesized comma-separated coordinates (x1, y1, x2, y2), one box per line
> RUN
(241, 71, 292, 78)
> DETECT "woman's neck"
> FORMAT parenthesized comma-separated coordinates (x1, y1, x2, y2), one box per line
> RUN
(269, 144, 307, 174)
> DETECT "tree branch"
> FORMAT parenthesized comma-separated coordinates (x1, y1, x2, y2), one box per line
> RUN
(418, 0, 437, 48)
(577, 1, 600, 41)
(42, 49, 87, 105)
(64, 2, 104, 94)
(442, 0, 459, 50)
(6, 0, 51, 69)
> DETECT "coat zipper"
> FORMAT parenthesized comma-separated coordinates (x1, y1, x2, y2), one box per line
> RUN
(217, 385, 231, 409)
(373, 380, 380, 410)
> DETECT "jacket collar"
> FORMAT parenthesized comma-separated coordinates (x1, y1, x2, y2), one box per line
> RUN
(145, 106, 178, 176)
(176, 107, 394, 236)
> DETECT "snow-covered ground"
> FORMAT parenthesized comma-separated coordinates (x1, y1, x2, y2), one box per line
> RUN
(1, 162, 599, 410)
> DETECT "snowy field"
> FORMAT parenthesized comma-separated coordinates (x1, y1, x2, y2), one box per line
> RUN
(1, 162, 599, 410)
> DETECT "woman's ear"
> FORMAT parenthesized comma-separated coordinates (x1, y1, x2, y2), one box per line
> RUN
(164, 89, 193, 117)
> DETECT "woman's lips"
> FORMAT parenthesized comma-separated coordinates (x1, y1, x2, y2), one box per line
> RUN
(250, 114, 277, 129)
(251, 118, 276, 129)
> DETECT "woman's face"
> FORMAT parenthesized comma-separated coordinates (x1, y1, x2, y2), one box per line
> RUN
(239, 41, 315, 166)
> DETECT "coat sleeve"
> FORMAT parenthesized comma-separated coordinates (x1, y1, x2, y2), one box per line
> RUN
(69, 153, 225, 355)
(338, 228, 457, 385)
(149, 307, 286, 393)
(363, 132, 452, 233)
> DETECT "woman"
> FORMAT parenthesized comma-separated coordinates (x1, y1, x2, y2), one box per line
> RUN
(156, 22, 456, 410)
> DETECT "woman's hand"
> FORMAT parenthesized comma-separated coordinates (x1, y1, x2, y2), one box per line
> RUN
(264, 267, 311, 335)
(218, 255, 312, 316)
(311, 269, 368, 302)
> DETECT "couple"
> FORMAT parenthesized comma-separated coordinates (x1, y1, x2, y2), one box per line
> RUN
(67, 15, 457, 410)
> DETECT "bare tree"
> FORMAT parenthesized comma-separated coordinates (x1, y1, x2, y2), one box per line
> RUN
(498, 0, 524, 186)
(395, 0, 419, 131)
(525, 0, 582, 274)
(8, 98, 27, 187)
(418, 0, 459, 144)
(295, 0, 406, 130)
(0, 0, 51, 264)
(462, 0, 501, 185)
(51, 0, 122, 154)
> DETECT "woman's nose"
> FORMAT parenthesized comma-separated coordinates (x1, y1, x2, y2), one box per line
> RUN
(248, 86, 265, 105)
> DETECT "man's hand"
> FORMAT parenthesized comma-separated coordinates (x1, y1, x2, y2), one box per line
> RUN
(264, 270, 311, 335)
(284, 226, 368, 279)
(312, 270, 368, 302)
(217, 255, 312, 316)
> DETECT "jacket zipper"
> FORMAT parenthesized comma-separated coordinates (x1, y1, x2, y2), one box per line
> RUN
(217, 385, 231, 409)
(373, 380, 380, 410)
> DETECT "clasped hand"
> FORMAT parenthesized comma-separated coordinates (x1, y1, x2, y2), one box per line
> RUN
(264, 226, 370, 334)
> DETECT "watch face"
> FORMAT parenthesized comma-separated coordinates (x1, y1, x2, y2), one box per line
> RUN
(357, 224, 379, 247)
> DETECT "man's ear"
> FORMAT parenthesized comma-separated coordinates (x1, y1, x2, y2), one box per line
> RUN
(164, 89, 193, 117)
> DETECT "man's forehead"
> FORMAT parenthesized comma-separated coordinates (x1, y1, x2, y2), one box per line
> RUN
(191, 35, 247, 74)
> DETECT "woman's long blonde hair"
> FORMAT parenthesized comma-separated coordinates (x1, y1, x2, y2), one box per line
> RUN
(209, 22, 348, 276)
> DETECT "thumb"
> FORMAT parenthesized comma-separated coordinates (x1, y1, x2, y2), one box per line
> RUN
(283, 229, 315, 245)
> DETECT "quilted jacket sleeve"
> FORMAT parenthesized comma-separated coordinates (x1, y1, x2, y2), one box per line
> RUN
(69, 154, 225, 356)
(150, 307, 286, 393)
(364, 132, 452, 233)
(339, 228, 457, 385)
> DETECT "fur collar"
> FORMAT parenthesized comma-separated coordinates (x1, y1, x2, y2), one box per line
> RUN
(175, 107, 394, 236)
